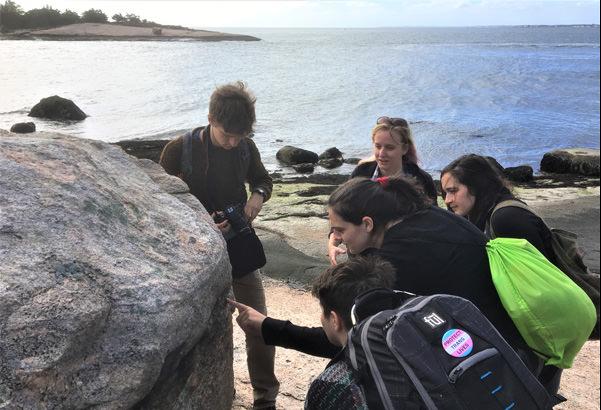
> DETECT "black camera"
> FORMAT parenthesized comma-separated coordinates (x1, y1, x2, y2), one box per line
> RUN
(213, 203, 251, 237)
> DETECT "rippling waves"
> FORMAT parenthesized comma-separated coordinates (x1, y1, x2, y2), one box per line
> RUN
(1, 26, 599, 173)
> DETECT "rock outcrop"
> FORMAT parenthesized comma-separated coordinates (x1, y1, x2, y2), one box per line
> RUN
(0, 130, 233, 409)
(276, 146, 318, 166)
(292, 163, 315, 173)
(9, 122, 36, 133)
(318, 147, 344, 169)
(114, 139, 170, 163)
(541, 148, 600, 176)
(29, 96, 88, 121)
(504, 165, 534, 182)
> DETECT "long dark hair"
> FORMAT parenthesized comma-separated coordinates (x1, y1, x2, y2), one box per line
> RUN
(328, 176, 430, 232)
(441, 154, 513, 230)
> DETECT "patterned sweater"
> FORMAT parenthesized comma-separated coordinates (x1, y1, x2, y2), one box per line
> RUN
(305, 356, 367, 410)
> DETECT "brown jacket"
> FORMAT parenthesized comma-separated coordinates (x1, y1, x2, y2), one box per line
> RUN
(159, 126, 272, 210)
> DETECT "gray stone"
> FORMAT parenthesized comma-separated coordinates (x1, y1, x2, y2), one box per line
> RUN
(318, 147, 343, 160)
(504, 165, 534, 182)
(114, 139, 170, 163)
(485, 156, 505, 174)
(28, 95, 88, 121)
(0, 130, 233, 410)
(318, 157, 344, 169)
(344, 158, 361, 165)
(9, 122, 36, 133)
(297, 185, 338, 197)
(292, 163, 315, 173)
(541, 148, 600, 176)
(276, 146, 318, 165)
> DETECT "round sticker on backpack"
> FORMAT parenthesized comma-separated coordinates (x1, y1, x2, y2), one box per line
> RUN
(441, 329, 473, 357)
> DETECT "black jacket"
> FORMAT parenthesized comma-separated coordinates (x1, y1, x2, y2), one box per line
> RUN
(263, 207, 527, 357)
(487, 203, 555, 263)
(351, 161, 438, 204)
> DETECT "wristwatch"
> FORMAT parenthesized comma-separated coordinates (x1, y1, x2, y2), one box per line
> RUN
(253, 187, 268, 200)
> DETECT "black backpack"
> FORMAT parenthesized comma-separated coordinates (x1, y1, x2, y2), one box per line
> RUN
(346, 289, 556, 409)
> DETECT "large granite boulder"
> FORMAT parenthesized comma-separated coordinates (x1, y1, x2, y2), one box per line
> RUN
(0, 130, 233, 409)
(28, 96, 88, 121)
(541, 148, 600, 176)
(276, 146, 318, 166)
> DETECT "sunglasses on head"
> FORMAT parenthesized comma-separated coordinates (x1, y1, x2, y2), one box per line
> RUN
(376, 116, 409, 127)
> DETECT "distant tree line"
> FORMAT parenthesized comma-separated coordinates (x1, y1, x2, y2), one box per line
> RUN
(0, 0, 185, 33)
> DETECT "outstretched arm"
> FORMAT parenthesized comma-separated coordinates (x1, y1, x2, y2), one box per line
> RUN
(228, 299, 340, 359)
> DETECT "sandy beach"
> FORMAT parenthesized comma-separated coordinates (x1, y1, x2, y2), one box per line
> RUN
(232, 177, 600, 409)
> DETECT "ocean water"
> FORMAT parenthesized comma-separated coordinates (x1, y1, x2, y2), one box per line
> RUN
(1, 26, 599, 174)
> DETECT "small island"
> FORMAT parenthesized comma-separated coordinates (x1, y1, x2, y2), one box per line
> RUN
(0, 1, 260, 42)
(3, 22, 260, 42)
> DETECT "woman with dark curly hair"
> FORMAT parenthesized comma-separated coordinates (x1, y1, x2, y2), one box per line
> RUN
(441, 153, 563, 395)
(441, 154, 555, 262)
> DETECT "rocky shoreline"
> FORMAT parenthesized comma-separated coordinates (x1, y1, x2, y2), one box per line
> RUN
(1, 129, 599, 409)
(108, 135, 601, 284)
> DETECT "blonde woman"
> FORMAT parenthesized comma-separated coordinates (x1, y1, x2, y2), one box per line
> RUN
(328, 117, 437, 264)
(351, 117, 436, 203)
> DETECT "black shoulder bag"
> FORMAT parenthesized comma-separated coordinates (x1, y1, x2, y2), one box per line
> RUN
(181, 130, 266, 278)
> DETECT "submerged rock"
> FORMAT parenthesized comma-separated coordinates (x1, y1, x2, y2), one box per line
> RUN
(292, 163, 315, 173)
(504, 165, 534, 182)
(276, 146, 318, 165)
(28, 95, 87, 121)
(318, 157, 344, 169)
(485, 156, 505, 174)
(318, 147, 343, 160)
(318, 147, 344, 169)
(10, 122, 36, 133)
(344, 157, 361, 165)
(541, 148, 600, 176)
(0, 130, 233, 409)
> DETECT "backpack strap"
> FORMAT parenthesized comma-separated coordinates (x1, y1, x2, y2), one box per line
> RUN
(486, 199, 542, 238)
(180, 129, 196, 179)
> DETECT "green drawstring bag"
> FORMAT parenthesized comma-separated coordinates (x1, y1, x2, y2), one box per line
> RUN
(486, 237, 596, 368)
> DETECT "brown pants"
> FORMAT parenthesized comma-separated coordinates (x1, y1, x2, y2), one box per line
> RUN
(233, 271, 280, 409)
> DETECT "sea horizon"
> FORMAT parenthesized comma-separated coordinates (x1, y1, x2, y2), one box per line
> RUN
(1, 25, 599, 174)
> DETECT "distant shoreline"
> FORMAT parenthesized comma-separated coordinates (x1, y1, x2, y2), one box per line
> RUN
(0, 23, 261, 42)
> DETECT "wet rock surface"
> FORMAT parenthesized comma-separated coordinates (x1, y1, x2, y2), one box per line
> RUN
(114, 139, 170, 163)
(541, 148, 600, 176)
(28, 96, 87, 121)
(9, 122, 36, 133)
(276, 146, 318, 165)
(504, 165, 534, 182)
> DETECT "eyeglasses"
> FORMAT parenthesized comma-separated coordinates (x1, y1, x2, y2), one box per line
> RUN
(376, 116, 409, 128)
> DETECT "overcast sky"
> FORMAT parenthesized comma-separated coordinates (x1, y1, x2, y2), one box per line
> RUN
(11, 0, 601, 28)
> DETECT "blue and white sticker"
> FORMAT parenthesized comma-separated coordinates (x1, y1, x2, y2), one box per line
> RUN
(442, 329, 473, 357)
